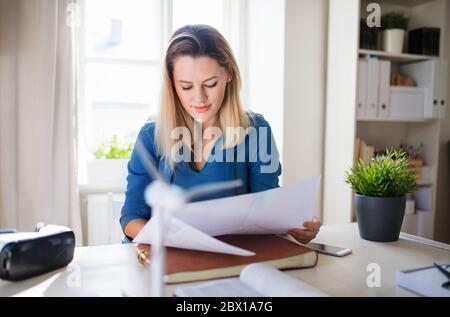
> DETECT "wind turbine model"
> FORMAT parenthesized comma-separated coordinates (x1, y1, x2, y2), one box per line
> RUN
(133, 139, 242, 297)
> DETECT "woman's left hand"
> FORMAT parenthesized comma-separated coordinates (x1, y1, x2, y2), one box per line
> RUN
(288, 217, 321, 244)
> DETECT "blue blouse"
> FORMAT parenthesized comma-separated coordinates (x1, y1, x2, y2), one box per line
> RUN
(120, 112, 282, 237)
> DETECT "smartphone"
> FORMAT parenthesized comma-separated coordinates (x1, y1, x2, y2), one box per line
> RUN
(304, 242, 352, 257)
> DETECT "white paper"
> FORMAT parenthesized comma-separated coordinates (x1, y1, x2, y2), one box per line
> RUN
(134, 176, 320, 256)
(133, 217, 255, 256)
(175, 278, 261, 297)
(174, 263, 328, 297)
(396, 265, 450, 297)
(174, 176, 321, 236)
(241, 263, 328, 297)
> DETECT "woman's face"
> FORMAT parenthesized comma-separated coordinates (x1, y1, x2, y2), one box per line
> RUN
(173, 55, 229, 127)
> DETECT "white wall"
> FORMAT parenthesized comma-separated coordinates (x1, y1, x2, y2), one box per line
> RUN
(322, 0, 360, 225)
(282, 0, 328, 193)
(246, 0, 328, 218)
(0, 0, 18, 228)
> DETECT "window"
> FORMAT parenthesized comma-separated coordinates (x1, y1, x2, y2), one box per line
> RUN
(77, 0, 246, 184)
(172, 0, 225, 32)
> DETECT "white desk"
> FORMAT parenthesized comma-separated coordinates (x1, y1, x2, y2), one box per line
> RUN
(1, 223, 449, 297)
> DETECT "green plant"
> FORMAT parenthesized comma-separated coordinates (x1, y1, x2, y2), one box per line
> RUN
(345, 148, 417, 197)
(93, 135, 133, 159)
(381, 12, 409, 31)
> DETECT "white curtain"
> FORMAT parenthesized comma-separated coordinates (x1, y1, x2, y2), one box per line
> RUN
(0, 0, 82, 245)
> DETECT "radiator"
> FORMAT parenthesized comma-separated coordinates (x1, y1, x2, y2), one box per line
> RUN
(85, 193, 125, 246)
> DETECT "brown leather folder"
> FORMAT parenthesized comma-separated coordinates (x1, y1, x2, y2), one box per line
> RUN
(136, 234, 318, 284)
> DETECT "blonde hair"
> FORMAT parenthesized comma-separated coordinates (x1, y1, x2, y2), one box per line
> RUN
(155, 24, 250, 169)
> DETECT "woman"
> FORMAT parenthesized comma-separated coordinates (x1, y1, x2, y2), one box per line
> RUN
(120, 24, 321, 243)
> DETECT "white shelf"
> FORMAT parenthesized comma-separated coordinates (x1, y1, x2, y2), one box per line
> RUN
(356, 117, 435, 123)
(359, 49, 438, 63)
(378, 0, 441, 8)
(325, 0, 447, 240)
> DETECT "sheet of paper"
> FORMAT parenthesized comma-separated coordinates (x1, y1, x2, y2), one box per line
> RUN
(175, 278, 261, 297)
(173, 175, 321, 236)
(133, 217, 255, 256)
(241, 263, 328, 297)
(175, 263, 329, 297)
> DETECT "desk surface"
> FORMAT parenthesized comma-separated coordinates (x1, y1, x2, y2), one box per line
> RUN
(1, 223, 449, 297)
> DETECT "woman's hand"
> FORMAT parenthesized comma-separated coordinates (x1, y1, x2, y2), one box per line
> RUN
(288, 217, 321, 244)
(124, 218, 148, 240)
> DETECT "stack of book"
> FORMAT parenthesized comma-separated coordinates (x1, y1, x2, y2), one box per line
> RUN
(354, 137, 375, 163)
(409, 159, 423, 181)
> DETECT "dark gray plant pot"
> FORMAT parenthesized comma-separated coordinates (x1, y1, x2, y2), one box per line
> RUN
(355, 194, 406, 242)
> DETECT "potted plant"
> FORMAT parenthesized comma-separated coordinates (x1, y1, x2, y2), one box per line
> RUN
(87, 135, 134, 185)
(345, 148, 417, 242)
(381, 12, 409, 53)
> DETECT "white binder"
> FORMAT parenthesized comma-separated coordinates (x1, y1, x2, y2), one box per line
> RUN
(389, 86, 425, 118)
(378, 60, 391, 118)
(366, 58, 380, 118)
(439, 60, 447, 119)
(400, 60, 442, 118)
(356, 59, 368, 118)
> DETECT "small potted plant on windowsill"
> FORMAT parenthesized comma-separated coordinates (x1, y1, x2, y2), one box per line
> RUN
(345, 148, 417, 242)
(87, 135, 133, 186)
(381, 12, 409, 54)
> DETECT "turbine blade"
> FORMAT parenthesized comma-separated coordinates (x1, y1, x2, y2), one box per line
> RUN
(185, 179, 243, 201)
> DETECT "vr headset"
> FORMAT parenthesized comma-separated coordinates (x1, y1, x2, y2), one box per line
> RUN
(0, 225, 75, 281)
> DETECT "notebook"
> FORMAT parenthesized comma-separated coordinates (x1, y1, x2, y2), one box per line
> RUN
(396, 264, 450, 297)
(174, 263, 328, 297)
(136, 234, 318, 284)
